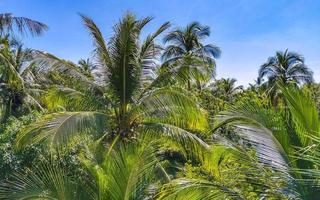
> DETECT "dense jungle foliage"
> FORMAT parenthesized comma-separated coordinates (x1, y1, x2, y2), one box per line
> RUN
(0, 12, 320, 199)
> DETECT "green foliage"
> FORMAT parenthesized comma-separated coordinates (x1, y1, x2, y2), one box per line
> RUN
(0, 112, 44, 179)
(1, 10, 320, 200)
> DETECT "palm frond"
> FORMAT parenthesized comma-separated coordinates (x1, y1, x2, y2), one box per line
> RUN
(33, 51, 92, 83)
(107, 13, 142, 105)
(213, 99, 290, 169)
(280, 83, 320, 145)
(81, 141, 159, 200)
(0, 160, 92, 200)
(80, 14, 110, 67)
(156, 178, 244, 200)
(15, 112, 108, 150)
(0, 13, 48, 36)
(139, 21, 170, 85)
(138, 122, 209, 161)
(136, 87, 208, 131)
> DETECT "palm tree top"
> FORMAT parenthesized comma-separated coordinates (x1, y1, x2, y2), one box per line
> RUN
(0, 13, 48, 37)
(162, 21, 221, 61)
(258, 49, 313, 85)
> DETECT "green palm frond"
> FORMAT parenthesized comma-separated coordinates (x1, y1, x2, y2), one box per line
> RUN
(139, 21, 170, 85)
(198, 141, 299, 199)
(136, 87, 208, 131)
(107, 13, 142, 105)
(15, 112, 108, 150)
(43, 85, 107, 111)
(80, 14, 110, 66)
(212, 98, 294, 180)
(280, 84, 320, 145)
(0, 161, 92, 200)
(214, 98, 290, 153)
(138, 123, 209, 161)
(0, 49, 24, 90)
(43, 85, 84, 111)
(33, 51, 92, 83)
(81, 141, 160, 200)
(156, 178, 244, 200)
(289, 136, 320, 198)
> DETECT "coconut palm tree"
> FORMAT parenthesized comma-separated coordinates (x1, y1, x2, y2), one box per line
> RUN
(0, 13, 47, 121)
(162, 22, 221, 90)
(0, 13, 48, 37)
(78, 58, 95, 78)
(0, 37, 43, 121)
(15, 13, 208, 160)
(211, 78, 243, 102)
(257, 50, 313, 104)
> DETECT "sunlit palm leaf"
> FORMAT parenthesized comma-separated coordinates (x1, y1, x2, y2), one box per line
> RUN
(81, 141, 159, 200)
(15, 112, 108, 150)
(280, 84, 320, 146)
(138, 123, 209, 161)
(136, 87, 208, 131)
(156, 178, 244, 200)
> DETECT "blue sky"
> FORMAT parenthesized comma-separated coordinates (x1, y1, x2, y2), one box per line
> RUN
(1, 0, 319, 85)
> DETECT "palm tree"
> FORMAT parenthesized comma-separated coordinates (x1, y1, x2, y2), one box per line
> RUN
(15, 13, 208, 159)
(257, 50, 313, 103)
(0, 13, 47, 121)
(211, 78, 243, 102)
(78, 58, 95, 77)
(0, 37, 43, 121)
(0, 13, 48, 37)
(162, 22, 221, 90)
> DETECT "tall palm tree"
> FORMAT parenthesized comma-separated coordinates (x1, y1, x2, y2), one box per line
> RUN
(15, 14, 208, 158)
(162, 22, 221, 90)
(0, 13, 47, 121)
(0, 13, 48, 37)
(0, 37, 43, 121)
(257, 50, 313, 103)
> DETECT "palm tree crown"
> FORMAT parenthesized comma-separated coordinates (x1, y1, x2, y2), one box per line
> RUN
(211, 78, 243, 102)
(162, 22, 221, 90)
(258, 49, 313, 86)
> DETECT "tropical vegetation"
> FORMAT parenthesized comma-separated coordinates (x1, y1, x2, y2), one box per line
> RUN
(0, 12, 320, 200)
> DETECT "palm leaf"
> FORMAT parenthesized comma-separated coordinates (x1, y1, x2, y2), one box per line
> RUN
(156, 178, 244, 200)
(280, 83, 320, 146)
(0, 161, 92, 200)
(136, 87, 208, 131)
(81, 141, 160, 200)
(15, 112, 108, 150)
(0, 13, 48, 36)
